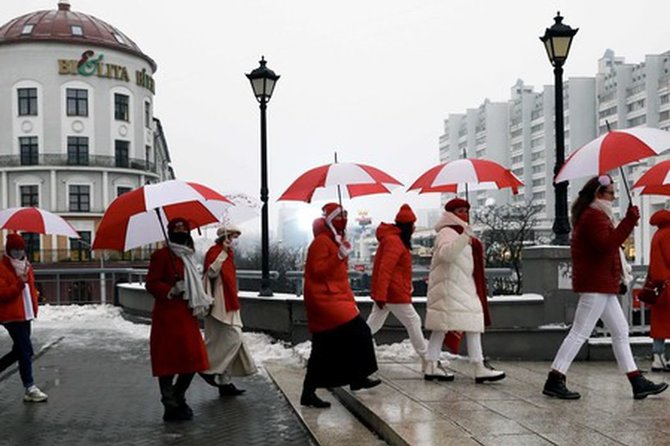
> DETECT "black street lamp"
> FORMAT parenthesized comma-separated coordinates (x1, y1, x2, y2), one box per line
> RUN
(540, 12, 578, 246)
(246, 56, 280, 296)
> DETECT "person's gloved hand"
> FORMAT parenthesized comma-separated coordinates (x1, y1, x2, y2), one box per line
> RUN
(626, 205, 640, 223)
(337, 240, 352, 260)
(168, 280, 186, 298)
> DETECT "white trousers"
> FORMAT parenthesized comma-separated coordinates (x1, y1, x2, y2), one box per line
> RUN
(366, 303, 427, 357)
(426, 330, 484, 363)
(551, 293, 637, 374)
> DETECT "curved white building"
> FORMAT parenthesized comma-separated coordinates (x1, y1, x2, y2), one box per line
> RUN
(0, 1, 174, 261)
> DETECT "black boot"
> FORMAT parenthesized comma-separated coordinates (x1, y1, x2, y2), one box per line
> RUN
(218, 383, 246, 397)
(300, 391, 331, 408)
(350, 377, 382, 391)
(629, 373, 669, 400)
(542, 371, 581, 400)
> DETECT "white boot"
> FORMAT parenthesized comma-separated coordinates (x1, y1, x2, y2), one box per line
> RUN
(473, 361, 505, 383)
(24, 385, 48, 402)
(651, 353, 670, 372)
(424, 360, 454, 382)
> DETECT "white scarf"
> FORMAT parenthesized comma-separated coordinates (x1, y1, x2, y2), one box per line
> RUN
(8, 256, 28, 276)
(169, 243, 213, 318)
(590, 199, 633, 286)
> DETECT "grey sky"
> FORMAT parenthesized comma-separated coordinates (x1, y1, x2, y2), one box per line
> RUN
(5, 1, 670, 235)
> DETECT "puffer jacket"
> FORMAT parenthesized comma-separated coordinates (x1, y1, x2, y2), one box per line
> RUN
(425, 212, 483, 333)
(0, 256, 39, 323)
(370, 223, 413, 304)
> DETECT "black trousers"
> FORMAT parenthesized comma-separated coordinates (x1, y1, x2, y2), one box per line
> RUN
(158, 373, 194, 408)
(0, 321, 34, 387)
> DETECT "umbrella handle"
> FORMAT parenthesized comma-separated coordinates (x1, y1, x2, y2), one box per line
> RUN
(154, 208, 182, 281)
(618, 166, 633, 206)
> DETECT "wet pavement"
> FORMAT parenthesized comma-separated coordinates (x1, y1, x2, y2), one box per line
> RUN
(0, 325, 314, 446)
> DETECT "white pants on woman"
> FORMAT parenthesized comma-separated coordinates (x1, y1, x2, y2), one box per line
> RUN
(426, 330, 484, 363)
(551, 293, 637, 374)
(366, 303, 427, 357)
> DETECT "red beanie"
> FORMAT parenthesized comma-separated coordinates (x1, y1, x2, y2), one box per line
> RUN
(6, 233, 26, 251)
(322, 202, 343, 218)
(395, 204, 416, 224)
(444, 198, 470, 213)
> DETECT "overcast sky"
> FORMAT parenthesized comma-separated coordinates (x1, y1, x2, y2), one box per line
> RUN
(5, 1, 670, 236)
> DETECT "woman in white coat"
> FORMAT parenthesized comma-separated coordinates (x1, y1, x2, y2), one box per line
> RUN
(424, 198, 505, 383)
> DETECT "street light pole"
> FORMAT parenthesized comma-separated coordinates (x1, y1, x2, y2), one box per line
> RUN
(540, 12, 578, 245)
(246, 57, 279, 297)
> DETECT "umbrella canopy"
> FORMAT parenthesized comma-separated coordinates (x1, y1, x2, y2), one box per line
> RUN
(278, 162, 403, 202)
(555, 128, 670, 183)
(408, 158, 523, 194)
(92, 180, 232, 251)
(0, 207, 80, 238)
(632, 159, 670, 196)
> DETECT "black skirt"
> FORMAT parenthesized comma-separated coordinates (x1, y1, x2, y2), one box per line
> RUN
(305, 315, 378, 389)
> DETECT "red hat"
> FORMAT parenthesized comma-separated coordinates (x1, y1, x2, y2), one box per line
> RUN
(395, 204, 416, 224)
(6, 233, 26, 251)
(444, 198, 470, 213)
(322, 202, 342, 217)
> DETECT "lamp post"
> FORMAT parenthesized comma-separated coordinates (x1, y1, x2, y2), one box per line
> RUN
(540, 12, 578, 245)
(246, 56, 280, 296)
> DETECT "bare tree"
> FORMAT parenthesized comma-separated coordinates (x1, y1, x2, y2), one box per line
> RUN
(236, 242, 304, 293)
(473, 203, 543, 294)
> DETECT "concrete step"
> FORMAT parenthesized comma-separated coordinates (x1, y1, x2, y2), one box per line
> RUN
(265, 363, 386, 446)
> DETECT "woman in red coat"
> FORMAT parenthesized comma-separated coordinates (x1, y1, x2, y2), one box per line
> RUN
(145, 218, 210, 422)
(300, 203, 380, 409)
(0, 234, 47, 402)
(543, 175, 667, 400)
(648, 208, 670, 371)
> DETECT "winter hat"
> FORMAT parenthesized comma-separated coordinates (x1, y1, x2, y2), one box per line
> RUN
(6, 233, 26, 251)
(322, 202, 342, 218)
(395, 204, 417, 224)
(444, 198, 471, 213)
(216, 224, 241, 238)
(167, 217, 190, 233)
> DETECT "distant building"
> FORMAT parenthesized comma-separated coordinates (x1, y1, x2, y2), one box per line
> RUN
(0, 1, 175, 261)
(276, 206, 309, 249)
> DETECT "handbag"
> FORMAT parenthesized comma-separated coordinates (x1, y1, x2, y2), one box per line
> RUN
(638, 275, 667, 305)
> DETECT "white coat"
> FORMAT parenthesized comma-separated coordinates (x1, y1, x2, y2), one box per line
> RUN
(425, 212, 484, 333)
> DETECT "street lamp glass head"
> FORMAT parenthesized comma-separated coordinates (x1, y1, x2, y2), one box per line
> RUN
(246, 56, 280, 102)
(539, 12, 578, 67)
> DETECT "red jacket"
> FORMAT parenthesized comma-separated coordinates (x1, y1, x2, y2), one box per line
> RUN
(303, 219, 359, 333)
(370, 223, 413, 304)
(145, 247, 209, 376)
(0, 256, 38, 323)
(649, 210, 670, 338)
(571, 207, 636, 294)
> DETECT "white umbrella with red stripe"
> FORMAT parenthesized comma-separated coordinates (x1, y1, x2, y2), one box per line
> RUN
(407, 158, 523, 194)
(555, 127, 670, 184)
(92, 180, 233, 251)
(0, 207, 80, 238)
(632, 159, 670, 196)
(278, 162, 403, 203)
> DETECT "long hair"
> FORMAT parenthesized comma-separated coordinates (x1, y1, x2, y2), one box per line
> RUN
(570, 175, 611, 227)
(395, 222, 413, 249)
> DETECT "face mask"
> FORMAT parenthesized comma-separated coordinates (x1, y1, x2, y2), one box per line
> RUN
(9, 249, 26, 260)
(331, 217, 347, 232)
(169, 232, 190, 245)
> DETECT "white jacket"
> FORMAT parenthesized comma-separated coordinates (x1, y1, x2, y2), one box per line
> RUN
(425, 212, 484, 333)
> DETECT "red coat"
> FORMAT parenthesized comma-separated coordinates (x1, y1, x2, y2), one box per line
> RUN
(649, 210, 670, 338)
(203, 244, 240, 312)
(145, 247, 209, 376)
(370, 223, 412, 304)
(303, 220, 359, 333)
(0, 256, 38, 322)
(571, 207, 636, 294)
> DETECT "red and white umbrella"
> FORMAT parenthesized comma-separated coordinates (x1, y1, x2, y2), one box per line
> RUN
(555, 128, 670, 183)
(92, 180, 232, 251)
(632, 159, 670, 196)
(0, 207, 80, 238)
(408, 158, 523, 194)
(278, 162, 403, 202)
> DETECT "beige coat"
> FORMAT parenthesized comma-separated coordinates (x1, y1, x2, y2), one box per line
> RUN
(425, 212, 484, 333)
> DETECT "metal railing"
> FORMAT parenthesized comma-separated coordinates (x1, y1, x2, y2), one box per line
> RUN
(0, 154, 156, 173)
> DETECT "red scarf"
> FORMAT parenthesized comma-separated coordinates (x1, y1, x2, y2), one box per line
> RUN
(204, 244, 240, 312)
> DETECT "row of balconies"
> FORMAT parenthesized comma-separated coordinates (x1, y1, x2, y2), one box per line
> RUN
(0, 154, 156, 172)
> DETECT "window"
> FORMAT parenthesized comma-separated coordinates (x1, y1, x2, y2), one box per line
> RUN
(66, 89, 88, 116)
(112, 33, 125, 45)
(69, 185, 90, 212)
(71, 25, 83, 36)
(627, 115, 646, 127)
(18, 88, 37, 116)
(144, 102, 151, 128)
(116, 186, 132, 197)
(67, 137, 89, 165)
(23, 233, 40, 263)
(115, 140, 129, 168)
(20, 185, 39, 207)
(19, 136, 38, 165)
(145, 145, 152, 170)
(70, 231, 91, 261)
(114, 93, 129, 121)
(21, 24, 34, 35)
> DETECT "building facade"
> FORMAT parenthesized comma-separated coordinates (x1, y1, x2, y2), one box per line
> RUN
(0, 1, 174, 262)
